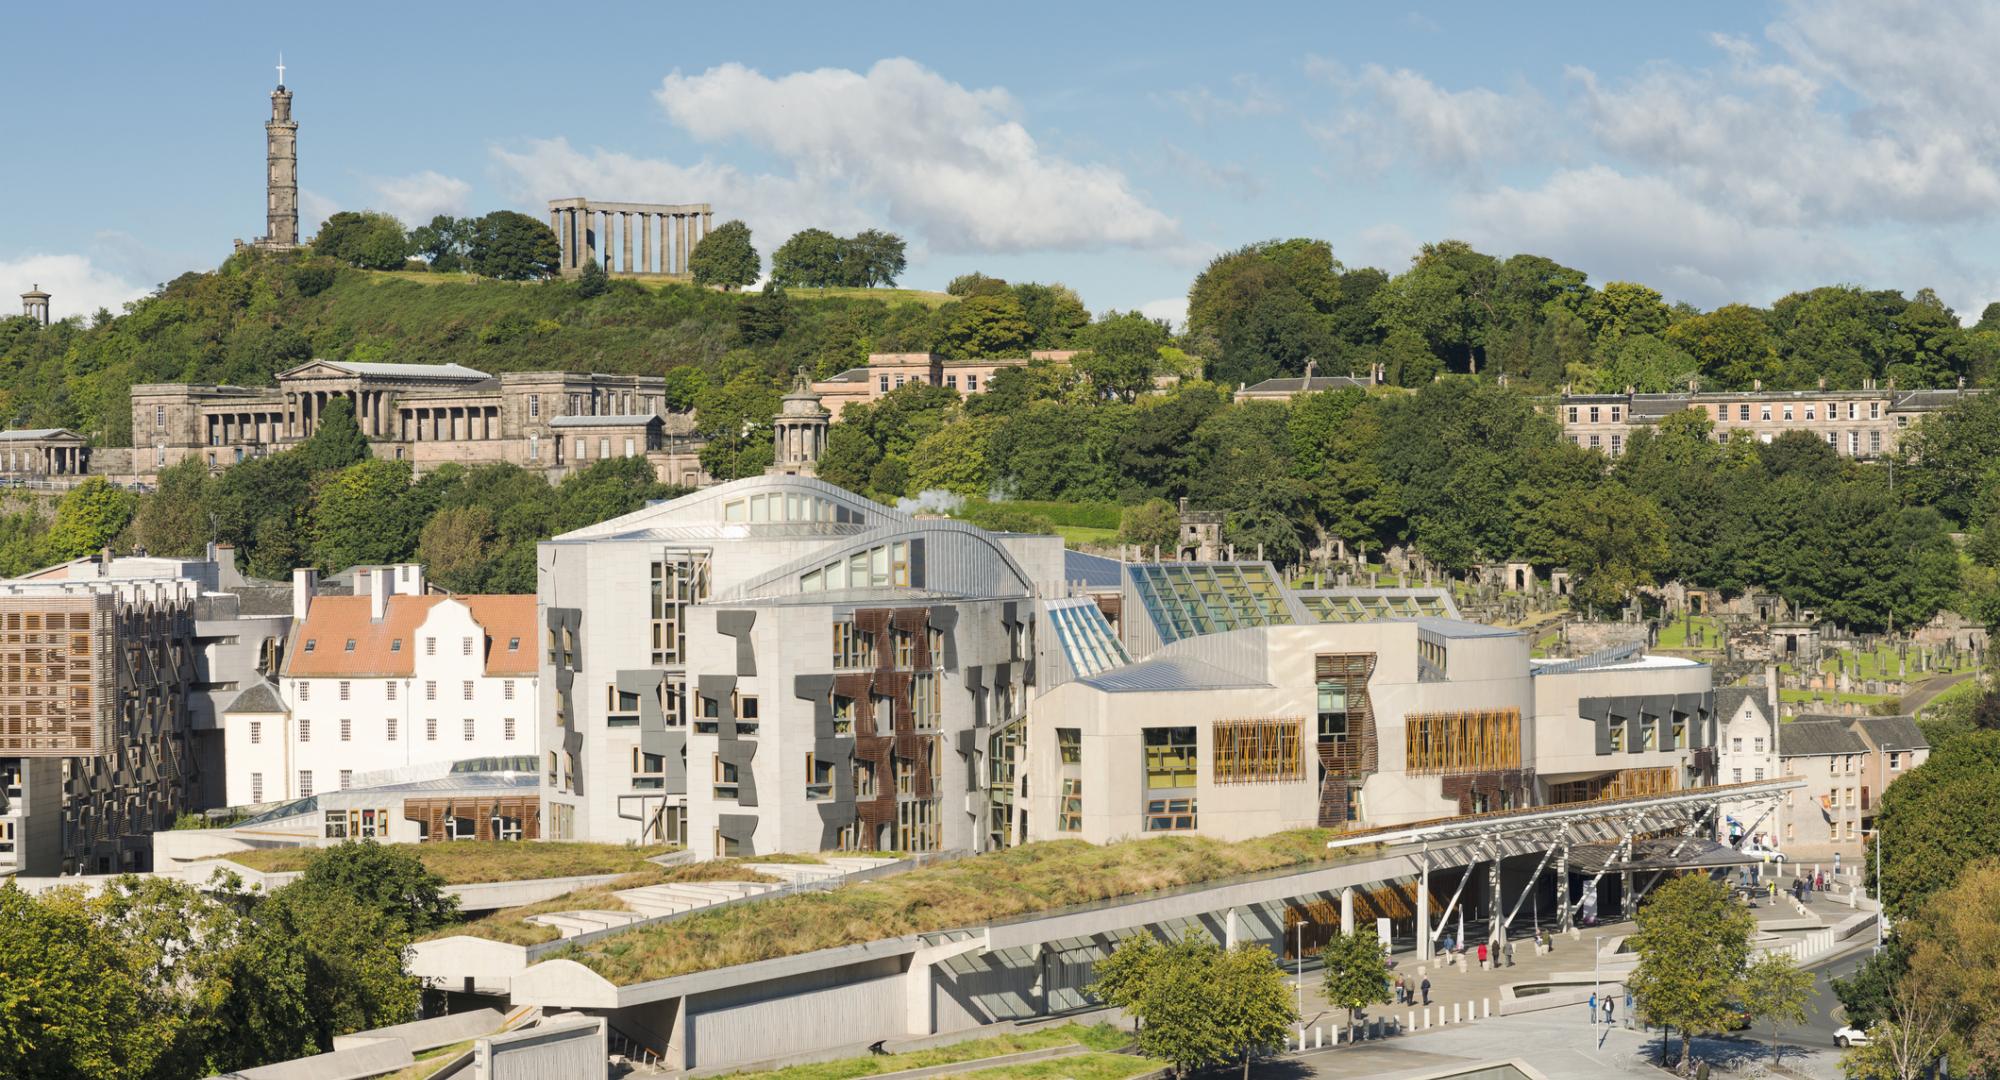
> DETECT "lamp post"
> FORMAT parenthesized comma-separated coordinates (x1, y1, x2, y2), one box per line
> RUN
(1870, 743, 1897, 950)
(1296, 919, 1305, 1019)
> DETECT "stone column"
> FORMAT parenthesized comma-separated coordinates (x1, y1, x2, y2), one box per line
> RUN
(669, 214, 681, 273)
(550, 208, 563, 267)
(702, 210, 712, 240)
(638, 212, 650, 273)
(621, 212, 633, 272)
(583, 209, 597, 268)
(661, 214, 673, 272)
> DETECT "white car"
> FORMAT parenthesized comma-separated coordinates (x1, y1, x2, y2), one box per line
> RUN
(1739, 842, 1786, 862)
(1835, 1024, 1871, 1048)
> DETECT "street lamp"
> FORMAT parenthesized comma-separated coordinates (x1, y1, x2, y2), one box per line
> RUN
(1870, 743, 1898, 951)
(1295, 919, 1305, 1020)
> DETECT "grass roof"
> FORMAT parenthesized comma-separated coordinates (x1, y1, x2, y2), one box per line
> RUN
(423, 859, 790, 946)
(227, 841, 678, 885)
(561, 830, 1363, 985)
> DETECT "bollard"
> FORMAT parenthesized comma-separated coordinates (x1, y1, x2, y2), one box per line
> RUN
(1408, 1010, 1415, 1032)
(1483, 998, 1491, 1018)
(1296, 1026, 1306, 1052)
(1423, 1007, 1431, 1029)
(1453, 1002, 1461, 1023)
(1314, 1026, 1323, 1049)
(1370, 1018, 1382, 1040)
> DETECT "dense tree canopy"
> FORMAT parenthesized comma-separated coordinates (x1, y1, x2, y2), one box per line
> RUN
(689, 220, 760, 290)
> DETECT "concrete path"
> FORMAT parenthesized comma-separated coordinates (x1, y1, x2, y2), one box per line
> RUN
(1900, 671, 1972, 715)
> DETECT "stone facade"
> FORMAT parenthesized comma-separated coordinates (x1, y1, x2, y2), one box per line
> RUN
(812, 351, 1077, 421)
(548, 198, 712, 277)
(1559, 385, 1978, 459)
(126, 359, 713, 486)
(19, 285, 50, 325)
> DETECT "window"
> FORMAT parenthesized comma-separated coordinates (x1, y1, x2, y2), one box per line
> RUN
(426, 638, 436, 656)
(339, 769, 352, 790)
(1889, 750, 1902, 770)
(1143, 726, 1198, 796)
(946, 374, 959, 389)
(386, 716, 397, 741)
(503, 717, 516, 741)
(529, 434, 539, 461)
(896, 797, 941, 851)
(340, 717, 352, 742)
(1739, 404, 1750, 420)
(1783, 405, 1794, 421)
(1754, 767, 1765, 781)
(1058, 727, 1082, 764)
(461, 717, 473, 741)
(1589, 406, 1600, 423)
(503, 680, 515, 700)
(1870, 401, 1881, 419)
(547, 751, 558, 784)
(299, 770, 313, 797)
(892, 629, 915, 669)
(390, 639, 402, 653)
(463, 680, 474, 701)
(600, 437, 611, 459)
(1609, 721, 1625, 752)
(1733, 768, 1743, 783)
(1805, 406, 1815, 421)
(250, 720, 261, 744)
(462, 637, 473, 656)
(966, 374, 978, 392)
(1870, 430, 1882, 453)
(1566, 406, 1579, 423)
(1611, 405, 1622, 422)
(1671, 713, 1687, 746)
(339, 680, 351, 701)
(574, 437, 588, 462)
(386, 682, 396, 701)
(299, 717, 311, 742)
(1638, 718, 1656, 752)
(1144, 797, 1197, 832)
(1589, 434, 1601, 449)
(625, 437, 636, 458)
(1317, 681, 1348, 741)
(1215, 718, 1304, 782)
(879, 375, 890, 393)
(251, 773, 263, 803)
(1753, 736, 1765, 753)
(853, 758, 879, 797)
(302, 639, 317, 654)
(1733, 737, 1743, 753)
(1610, 433, 1622, 455)
(833, 623, 874, 668)
(713, 757, 740, 798)
(833, 695, 855, 736)
(426, 680, 437, 700)
(1059, 777, 1083, 832)
(343, 639, 355, 653)
(911, 673, 939, 730)
(738, 695, 760, 733)
(426, 717, 438, 741)
(155, 405, 165, 428)
(807, 752, 835, 799)
(928, 626, 945, 664)
(529, 394, 540, 418)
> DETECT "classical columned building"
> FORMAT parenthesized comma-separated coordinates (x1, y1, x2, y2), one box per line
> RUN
(0, 428, 89, 478)
(547, 197, 714, 276)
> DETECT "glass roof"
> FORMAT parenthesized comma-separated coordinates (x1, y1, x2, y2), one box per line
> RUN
(1131, 563, 1296, 644)
(1046, 597, 1131, 678)
(1298, 591, 1452, 623)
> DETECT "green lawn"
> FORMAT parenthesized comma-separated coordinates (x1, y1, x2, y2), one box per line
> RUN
(560, 831, 1376, 985)
(1779, 689, 1901, 707)
(1818, 645, 1972, 681)
(946, 1052, 1162, 1080)
(1057, 525, 1119, 548)
(714, 1024, 1129, 1080)
(780, 286, 955, 308)
(1655, 615, 1723, 650)
(1917, 676, 1983, 717)
(228, 841, 678, 884)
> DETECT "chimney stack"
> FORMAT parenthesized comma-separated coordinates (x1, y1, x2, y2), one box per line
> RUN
(292, 568, 318, 622)
(370, 566, 390, 622)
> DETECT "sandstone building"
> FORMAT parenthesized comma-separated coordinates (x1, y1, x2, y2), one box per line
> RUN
(1558, 385, 1978, 458)
(127, 359, 711, 486)
(811, 351, 1077, 421)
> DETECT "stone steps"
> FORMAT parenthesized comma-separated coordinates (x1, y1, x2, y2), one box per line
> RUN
(526, 857, 901, 939)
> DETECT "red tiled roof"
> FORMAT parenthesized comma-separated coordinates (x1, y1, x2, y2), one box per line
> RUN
(285, 594, 537, 678)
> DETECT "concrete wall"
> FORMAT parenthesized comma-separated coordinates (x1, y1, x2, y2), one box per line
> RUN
(477, 1015, 605, 1080)
(686, 956, 906, 1068)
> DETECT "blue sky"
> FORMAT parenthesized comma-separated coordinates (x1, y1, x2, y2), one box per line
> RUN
(7, 1, 2000, 326)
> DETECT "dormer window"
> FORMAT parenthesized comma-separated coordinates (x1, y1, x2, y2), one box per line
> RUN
(390, 639, 402, 652)
(343, 639, 356, 652)
(303, 639, 316, 653)
(508, 637, 520, 650)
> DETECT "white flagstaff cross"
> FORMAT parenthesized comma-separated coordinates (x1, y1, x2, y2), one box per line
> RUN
(277, 53, 286, 86)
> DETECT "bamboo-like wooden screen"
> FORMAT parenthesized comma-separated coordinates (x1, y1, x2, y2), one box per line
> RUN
(1404, 708, 1522, 775)
(1212, 718, 1303, 784)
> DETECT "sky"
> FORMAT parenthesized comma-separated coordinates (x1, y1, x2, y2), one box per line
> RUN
(7, 1, 2000, 327)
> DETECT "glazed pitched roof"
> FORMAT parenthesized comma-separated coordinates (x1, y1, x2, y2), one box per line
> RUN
(285, 594, 536, 678)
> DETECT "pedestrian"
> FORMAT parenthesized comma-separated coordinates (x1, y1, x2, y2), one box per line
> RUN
(1421, 976, 1432, 1006)
(1506, 939, 1515, 967)
(1588, 990, 1598, 1022)
(1604, 995, 1616, 1026)
(1477, 941, 1488, 968)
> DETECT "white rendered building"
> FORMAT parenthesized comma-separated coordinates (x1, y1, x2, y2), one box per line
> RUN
(222, 564, 537, 807)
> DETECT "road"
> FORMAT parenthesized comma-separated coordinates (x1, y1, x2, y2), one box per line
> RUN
(1738, 945, 1868, 1052)
(1900, 671, 1972, 715)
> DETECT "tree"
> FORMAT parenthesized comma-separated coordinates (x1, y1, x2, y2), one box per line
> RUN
(904, 418, 992, 497)
(0, 882, 161, 1080)
(1740, 953, 1817, 1064)
(1626, 874, 1755, 1070)
(130, 456, 213, 557)
(44, 477, 138, 562)
(1318, 926, 1393, 1042)
(294, 839, 458, 935)
(1840, 983, 1955, 1080)
(407, 215, 473, 272)
(1074, 311, 1171, 401)
(310, 459, 419, 571)
(575, 258, 609, 298)
(1897, 858, 2000, 1072)
(689, 220, 759, 290)
(1213, 944, 1299, 1080)
(1833, 939, 1907, 1033)
(844, 229, 907, 287)
(1118, 499, 1179, 555)
(1868, 731, 2000, 919)
(466, 210, 561, 280)
(1093, 933, 1296, 1080)
(296, 396, 369, 474)
(771, 229, 844, 287)
(311, 211, 410, 270)
(418, 504, 495, 592)
(947, 272, 1010, 297)
(938, 293, 1034, 358)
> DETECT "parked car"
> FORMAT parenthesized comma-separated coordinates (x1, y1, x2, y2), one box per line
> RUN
(1835, 1024, 1871, 1048)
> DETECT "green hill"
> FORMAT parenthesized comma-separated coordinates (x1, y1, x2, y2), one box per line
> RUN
(0, 252, 966, 448)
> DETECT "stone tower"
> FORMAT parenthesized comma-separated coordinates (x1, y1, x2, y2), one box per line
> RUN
(768, 370, 831, 477)
(260, 62, 300, 250)
(20, 285, 50, 326)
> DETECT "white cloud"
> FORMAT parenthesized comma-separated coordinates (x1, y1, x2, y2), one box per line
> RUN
(1158, 76, 1284, 126)
(0, 253, 149, 323)
(647, 59, 1179, 253)
(299, 190, 339, 240)
(1139, 296, 1189, 331)
(1450, 166, 1855, 308)
(1345, 222, 1419, 274)
(1308, 58, 1542, 175)
(367, 170, 472, 227)
(1162, 143, 1263, 201)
